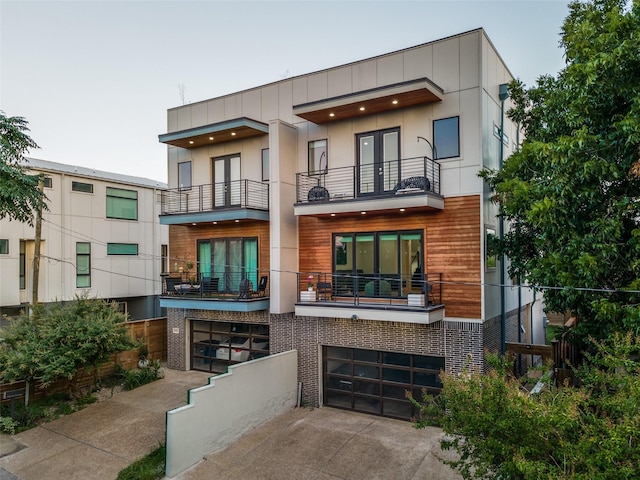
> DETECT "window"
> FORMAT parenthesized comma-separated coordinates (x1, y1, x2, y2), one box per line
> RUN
(107, 243, 138, 255)
(261, 148, 269, 182)
(72, 181, 93, 193)
(0, 239, 8, 254)
(161, 244, 168, 274)
(198, 237, 258, 292)
(43, 176, 52, 188)
(19, 241, 25, 289)
(485, 227, 497, 270)
(433, 116, 459, 159)
(106, 187, 138, 220)
(178, 161, 192, 190)
(308, 139, 327, 174)
(76, 242, 91, 288)
(333, 231, 422, 297)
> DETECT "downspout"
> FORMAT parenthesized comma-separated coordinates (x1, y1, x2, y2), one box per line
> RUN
(499, 83, 509, 355)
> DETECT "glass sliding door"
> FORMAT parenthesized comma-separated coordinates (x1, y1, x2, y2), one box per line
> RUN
(213, 154, 241, 208)
(199, 237, 258, 293)
(357, 128, 400, 196)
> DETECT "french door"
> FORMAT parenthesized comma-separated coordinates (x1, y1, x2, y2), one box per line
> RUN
(213, 154, 241, 208)
(357, 128, 400, 196)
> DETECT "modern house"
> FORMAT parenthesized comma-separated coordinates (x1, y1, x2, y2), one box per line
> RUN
(0, 158, 168, 320)
(158, 28, 545, 420)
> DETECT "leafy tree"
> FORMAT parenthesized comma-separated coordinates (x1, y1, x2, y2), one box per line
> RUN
(0, 296, 135, 399)
(481, 0, 640, 340)
(412, 332, 640, 479)
(0, 111, 48, 225)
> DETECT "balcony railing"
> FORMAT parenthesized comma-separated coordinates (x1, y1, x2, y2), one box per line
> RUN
(296, 271, 443, 309)
(161, 271, 269, 300)
(296, 156, 440, 205)
(161, 180, 269, 215)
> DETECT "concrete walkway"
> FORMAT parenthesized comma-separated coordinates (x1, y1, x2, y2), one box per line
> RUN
(1, 369, 461, 480)
(0, 369, 212, 480)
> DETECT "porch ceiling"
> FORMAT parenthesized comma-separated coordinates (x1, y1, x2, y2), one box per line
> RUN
(293, 78, 444, 124)
(158, 117, 269, 149)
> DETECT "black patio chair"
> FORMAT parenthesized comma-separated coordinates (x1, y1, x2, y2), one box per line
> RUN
(317, 281, 332, 301)
(252, 276, 268, 297)
(238, 278, 252, 299)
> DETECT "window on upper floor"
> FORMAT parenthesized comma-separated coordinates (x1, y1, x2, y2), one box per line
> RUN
(178, 161, 192, 190)
(106, 187, 138, 220)
(19, 240, 25, 289)
(161, 244, 168, 274)
(308, 139, 327, 174)
(262, 148, 269, 182)
(198, 237, 258, 293)
(43, 176, 52, 188)
(72, 181, 93, 193)
(76, 242, 91, 288)
(0, 239, 8, 254)
(107, 243, 139, 255)
(433, 116, 460, 160)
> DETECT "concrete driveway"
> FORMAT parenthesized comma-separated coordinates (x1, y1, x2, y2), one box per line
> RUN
(1, 368, 461, 480)
(174, 407, 461, 480)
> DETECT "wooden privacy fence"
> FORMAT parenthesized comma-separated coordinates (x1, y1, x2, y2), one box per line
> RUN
(1, 317, 167, 404)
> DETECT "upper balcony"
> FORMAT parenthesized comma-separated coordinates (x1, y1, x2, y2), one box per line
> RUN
(160, 180, 269, 225)
(294, 156, 443, 216)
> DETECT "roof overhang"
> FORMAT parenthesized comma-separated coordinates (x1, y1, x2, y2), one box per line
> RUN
(293, 78, 444, 124)
(158, 117, 269, 149)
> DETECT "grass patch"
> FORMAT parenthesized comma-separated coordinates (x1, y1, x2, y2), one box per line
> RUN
(117, 444, 165, 480)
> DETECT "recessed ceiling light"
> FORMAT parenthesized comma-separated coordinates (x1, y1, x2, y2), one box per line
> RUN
(231, 132, 236, 136)
(213, 221, 217, 224)
(400, 208, 405, 212)
(329, 112, 335, 117)
(209, 136, 214, 140)
(234, 219, 240, 223)
(192, 222, 196, 225)
(361, 211, 366, 215)
(330, 213, 336, 217)
(359, 106, 365, 111)
(188, 140, 194, 144)
(392, 100, 398, 105)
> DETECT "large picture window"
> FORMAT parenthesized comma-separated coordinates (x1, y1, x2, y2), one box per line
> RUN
(76, 242, 91, 288)
(433, 116, 460, 159)
(198, 237, 258, 292)
(106, 187, 138, 220)
(308, 139, 327, 174)
(333, 230, 423, 297)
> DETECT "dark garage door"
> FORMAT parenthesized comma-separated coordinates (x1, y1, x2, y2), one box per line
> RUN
(323, 346, 444, 420)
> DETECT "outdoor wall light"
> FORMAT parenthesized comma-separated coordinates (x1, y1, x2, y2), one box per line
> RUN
(351, 314, 358, 320)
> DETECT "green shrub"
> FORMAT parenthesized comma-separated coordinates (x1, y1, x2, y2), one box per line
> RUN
(121, 361, 163, 391)
(0, 416, 19, 435)
(117, 444, 165, 480)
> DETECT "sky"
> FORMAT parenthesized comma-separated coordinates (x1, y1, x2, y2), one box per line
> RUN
(0, 0, 570, 184)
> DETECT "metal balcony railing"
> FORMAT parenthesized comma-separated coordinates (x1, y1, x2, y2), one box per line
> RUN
(296, 156, 440, 204)
(162, 270, 269, 300)
(297, 271, 443, 309)
(161, 180, 269, 215)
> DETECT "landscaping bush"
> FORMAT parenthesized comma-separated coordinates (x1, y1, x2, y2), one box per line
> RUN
(120, 361, 164, 391)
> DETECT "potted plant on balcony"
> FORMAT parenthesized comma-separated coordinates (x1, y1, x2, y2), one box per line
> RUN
(307, 274, 314, 291)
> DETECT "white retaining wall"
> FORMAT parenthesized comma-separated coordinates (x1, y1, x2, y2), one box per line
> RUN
(165, 350, 298, 478)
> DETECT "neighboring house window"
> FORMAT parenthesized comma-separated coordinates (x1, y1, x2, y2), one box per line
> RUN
(308, 139, 327, 174)
(178, 161, 192, 190)
(107, 243, 139, 255)
(332, 231, 423, 297)
(72, 181, 93, 193)
(433, 116, 460, 159)
(198, 237, 258, 292)
(43, 176, 52, 188)
(485, 227, 497, 270)
(19, 240, 26, 289)
(161, 244, 168, 274)
(0, 239, 8, 254)
(106, 187, 138, 220)
(262, 148, 269, 182)
(76, 242, 91, 288)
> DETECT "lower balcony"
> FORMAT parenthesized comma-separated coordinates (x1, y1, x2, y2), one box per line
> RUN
(159, 271, 269, 312)
(294, 272, 444, 324)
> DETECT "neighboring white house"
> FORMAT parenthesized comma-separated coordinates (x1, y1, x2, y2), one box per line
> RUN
(0, 158, 168, 320)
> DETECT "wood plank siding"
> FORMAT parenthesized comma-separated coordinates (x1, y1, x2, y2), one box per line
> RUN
(299, 195, 481, 319)
(168, 222, 270, 276)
